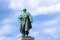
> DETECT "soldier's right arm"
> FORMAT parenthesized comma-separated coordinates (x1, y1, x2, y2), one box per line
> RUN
(19, 15, 22, 19)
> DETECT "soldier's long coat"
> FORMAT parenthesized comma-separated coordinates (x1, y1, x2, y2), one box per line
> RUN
(19, 12, 32, 33)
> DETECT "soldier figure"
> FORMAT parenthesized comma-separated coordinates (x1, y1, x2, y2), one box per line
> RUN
(19, 9, 33, 37)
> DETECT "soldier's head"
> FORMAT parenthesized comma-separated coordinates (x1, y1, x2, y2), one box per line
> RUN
(23, 9, 26, 13)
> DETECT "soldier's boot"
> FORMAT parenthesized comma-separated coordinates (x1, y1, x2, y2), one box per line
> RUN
(22, 33, 25, 37)
(25, 31, 29, 36)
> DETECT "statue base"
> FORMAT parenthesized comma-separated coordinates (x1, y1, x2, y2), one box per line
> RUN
(17, 36, 34, 40)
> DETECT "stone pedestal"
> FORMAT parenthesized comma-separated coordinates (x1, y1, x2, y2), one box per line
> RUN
(17, 36, 34, 40)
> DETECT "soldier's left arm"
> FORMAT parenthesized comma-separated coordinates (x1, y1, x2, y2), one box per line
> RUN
(28, 12, 33, 23)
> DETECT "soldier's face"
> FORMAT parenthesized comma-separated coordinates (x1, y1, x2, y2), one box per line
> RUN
(23, 10, 26, 13)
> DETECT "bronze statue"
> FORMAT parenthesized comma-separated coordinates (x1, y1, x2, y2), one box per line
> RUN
(19, 9, 33, 37)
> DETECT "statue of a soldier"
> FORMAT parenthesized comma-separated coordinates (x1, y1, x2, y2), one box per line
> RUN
(19, 9, 33, 37)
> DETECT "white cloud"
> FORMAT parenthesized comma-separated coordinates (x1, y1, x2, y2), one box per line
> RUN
(0, 36, 16, 40)
(32, 17, 60, 38)
(43, 28, 56, 35)
(0, 24, 17, 39)
(0, 5, 20, 37)
(8, 0, 25, 10)
(28, 0, 40, 8)
(40, 19, 59, 27)
(1, 12, 20, 25)
(31, 3, 60, 16)
(42, 28, 60, 38)
(0, 9, 20, 40)
(8, 0, 40, 10)
(29, 31, 40, 37)
(2, 18, 16, 24)
(39, 18, 60, 38)
(30, 18, 60, 39)
(0, 37, 6, 40)
(39, 0, 60, 6)
(32, 18, 59, 29)
(0, 25, 17, 36)
(8, 0, 60, 16)
(0, 34, 21, 40)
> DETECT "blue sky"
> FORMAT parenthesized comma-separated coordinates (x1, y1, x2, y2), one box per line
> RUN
(0, 0, 60, 40)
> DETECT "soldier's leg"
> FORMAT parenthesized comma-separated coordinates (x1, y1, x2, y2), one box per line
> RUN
(22, 25, 25, 37)
(25, 31, 29, 36)
(22, 33, 25, 37)
(21, 29, 25, 37)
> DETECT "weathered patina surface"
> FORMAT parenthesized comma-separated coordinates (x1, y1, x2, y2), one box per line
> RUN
(19, 9, 33, 37)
